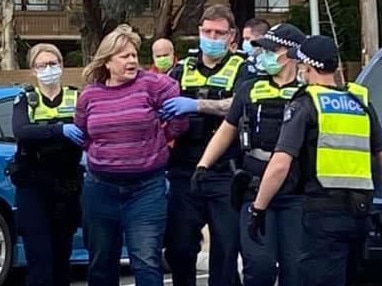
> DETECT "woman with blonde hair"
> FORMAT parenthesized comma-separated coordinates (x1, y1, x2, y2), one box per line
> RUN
(75, 24, 188, 286)
(12, 43, 83, 286)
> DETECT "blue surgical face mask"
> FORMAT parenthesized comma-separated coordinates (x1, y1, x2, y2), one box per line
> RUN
(199, 36, 227, 59)
(36, 65, 62, 85)
(242, 40, 254, 56)
(257, 51, 283, 75)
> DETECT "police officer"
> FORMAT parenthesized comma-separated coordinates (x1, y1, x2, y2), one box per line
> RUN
(241, 18, 270, 57)
(249, 35, 382, 286)
(11, 43, 83, 286)
(161, 4, 256, 286)
(196, 23, 306, 286)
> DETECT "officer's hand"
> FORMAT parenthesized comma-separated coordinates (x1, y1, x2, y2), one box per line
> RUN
(62, 124, 84, 146)
(158, 108, 174, 122)
(190, 166, 208, 193)
(162, 97, 198, 116)
(230, 169, 252, 211)
(247, 204, 266, 244)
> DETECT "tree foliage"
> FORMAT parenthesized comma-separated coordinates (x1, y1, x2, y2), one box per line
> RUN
(287, 0, 361, 61)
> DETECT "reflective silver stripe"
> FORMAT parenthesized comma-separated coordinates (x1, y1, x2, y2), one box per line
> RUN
(318, 176, 374, 190)
(247, 148, 271, 161)
(317, 134, 370, 152)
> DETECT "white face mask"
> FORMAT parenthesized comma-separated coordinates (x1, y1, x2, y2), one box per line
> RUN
(36, 65, 62, 85)
(297, 69, 307, 85)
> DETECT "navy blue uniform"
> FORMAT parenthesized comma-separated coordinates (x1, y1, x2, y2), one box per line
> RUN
(274, 88, 382, 285)
(12, 89, 82, 286)
(226, 77, 302, 286)
(165, 52, 256, 286)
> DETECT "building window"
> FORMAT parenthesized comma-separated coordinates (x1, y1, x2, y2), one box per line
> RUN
(15, 0, 62, 11)
(141, 0, 155, 11)
(255, 0, 290, 13)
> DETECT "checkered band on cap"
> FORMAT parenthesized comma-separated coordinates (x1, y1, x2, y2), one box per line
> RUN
(296, 49, 325, 69)
(264, 33, 300, 48)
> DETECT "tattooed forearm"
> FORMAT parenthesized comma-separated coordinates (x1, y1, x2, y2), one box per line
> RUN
(197, 98, 233, 116)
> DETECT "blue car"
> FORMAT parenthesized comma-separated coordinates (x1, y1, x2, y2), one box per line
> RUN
(0, 86, 129, 284)
(356, 50, 382, 267)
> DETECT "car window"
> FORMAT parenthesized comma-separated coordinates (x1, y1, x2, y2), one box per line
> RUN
(0, 99, 15, 142)
(356, 52, 382, 125)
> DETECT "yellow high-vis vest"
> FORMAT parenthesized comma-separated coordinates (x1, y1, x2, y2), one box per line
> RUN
(28, 87, 77, 122)
(249, 80, 299, 103)
(180, 55, 244, 91)
(307, 83, 373, 190)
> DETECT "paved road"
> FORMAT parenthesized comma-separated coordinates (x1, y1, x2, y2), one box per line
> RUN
(6, 266, 209, 286)
(71, 267, 209, 286)
(5, 262, 381, 286)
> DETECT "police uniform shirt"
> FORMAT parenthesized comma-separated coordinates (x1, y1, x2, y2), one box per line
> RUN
(274, 87, 382, 195)
(169, 51, 258, 88)
(226, 76, 299, 127)
(13, 90, 66, 138)
(226, 76, 301, 196)
(12, 88, 82, 172)
(168, 51, 258, 166)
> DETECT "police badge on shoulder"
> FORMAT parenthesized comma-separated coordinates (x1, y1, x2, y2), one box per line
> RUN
(283, 105, 294, 122)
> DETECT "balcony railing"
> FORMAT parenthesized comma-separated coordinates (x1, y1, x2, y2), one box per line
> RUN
(13, 10, 80, 40)
(255, 0, 290, 13)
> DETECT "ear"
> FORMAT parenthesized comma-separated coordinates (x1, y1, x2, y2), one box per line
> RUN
(31, 67, 37, 77)
(198, 26, 203, 36)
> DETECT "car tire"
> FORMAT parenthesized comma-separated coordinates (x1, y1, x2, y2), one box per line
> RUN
(0, 213, 12, 285)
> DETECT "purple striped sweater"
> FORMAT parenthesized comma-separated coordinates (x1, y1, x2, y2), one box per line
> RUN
(75, 70, 188, 174)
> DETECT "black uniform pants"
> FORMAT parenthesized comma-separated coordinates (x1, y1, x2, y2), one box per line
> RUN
(15, 180, 81, 286)
(164, 167, 241, 286)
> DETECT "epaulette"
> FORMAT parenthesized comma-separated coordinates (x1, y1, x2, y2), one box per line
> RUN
(234, 50, 248, 59)
(291, 85, 309, 100)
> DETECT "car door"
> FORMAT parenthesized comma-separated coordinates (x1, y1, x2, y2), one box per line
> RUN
(356, 49, 382, 201)
(0, 94, 17, 207)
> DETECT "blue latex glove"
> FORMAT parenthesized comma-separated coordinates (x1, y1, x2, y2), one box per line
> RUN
(158, 108, 174, 122)
(62, 124, 84, 146)
(162, 97, 198, 117)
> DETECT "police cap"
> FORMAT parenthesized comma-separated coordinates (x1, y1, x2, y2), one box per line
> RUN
(251, 23, 306, 52)
(287, 35, 339, 73)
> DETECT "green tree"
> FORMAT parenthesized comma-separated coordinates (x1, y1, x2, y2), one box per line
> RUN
(287, 0, 361, 61)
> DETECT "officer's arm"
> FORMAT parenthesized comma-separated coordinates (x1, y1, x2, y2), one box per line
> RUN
(196, 61, 257, 117)
(253, 98, 312, 209)
(197, 120, 238, 168)
(12, 94, 63, 140)
(196, 75, 254, 117)
(197, 83, 248, 167)
(197, 98, 233, 116)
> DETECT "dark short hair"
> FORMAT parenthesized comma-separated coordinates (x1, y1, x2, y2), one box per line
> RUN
(244, 18, 270, 36)
(233, 26, 241, 44)
(199, 4, 236, 29)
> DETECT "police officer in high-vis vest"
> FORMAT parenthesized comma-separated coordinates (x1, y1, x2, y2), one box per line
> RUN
(10, 44, 84, 286)
(196, 23, 306, 286)
(249, 35, 382, 286)
(160, 5, 256, 286)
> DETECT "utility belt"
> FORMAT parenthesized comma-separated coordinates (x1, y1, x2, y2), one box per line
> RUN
(184, 87, 232, 100)
(172, 158, 233, 173)
(5, 160, 84, 195)
(246, 148, 272, 162)
(303, 190, 373, 217)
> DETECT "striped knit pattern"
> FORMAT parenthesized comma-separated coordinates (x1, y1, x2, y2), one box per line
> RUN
(75, 70, 188, 174)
